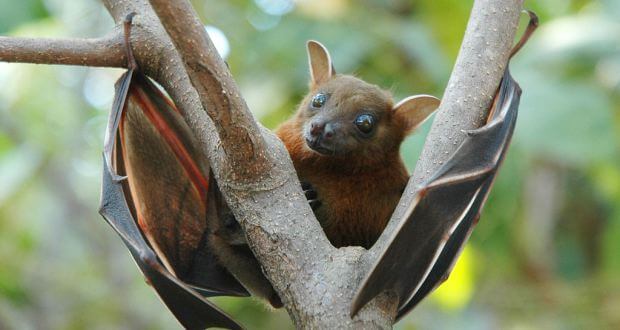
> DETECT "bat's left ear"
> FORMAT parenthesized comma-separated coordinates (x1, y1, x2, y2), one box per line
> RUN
(307, 40, 336, 87)
(392, 95, 440, 135)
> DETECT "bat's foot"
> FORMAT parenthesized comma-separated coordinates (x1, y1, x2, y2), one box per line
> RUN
(269, 292, 283, 308)
(301, 182, 321, 211)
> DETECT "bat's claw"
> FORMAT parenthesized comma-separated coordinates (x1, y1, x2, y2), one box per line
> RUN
(301, 182, 321, 211)
(111, 173, 128, 182)
(308, 199, 322, 211)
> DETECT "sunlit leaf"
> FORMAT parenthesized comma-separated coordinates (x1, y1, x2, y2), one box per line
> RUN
(431, 245, 476, 311)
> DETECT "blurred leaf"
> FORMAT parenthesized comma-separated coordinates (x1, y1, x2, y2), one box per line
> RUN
(514, 73, 615, 166)
(0, 270, 28, 305)
(432, 245, 477, 311)
(0, 144, 42, 205)
(532, 14, 620, 60)
(0, 0, 49, 33)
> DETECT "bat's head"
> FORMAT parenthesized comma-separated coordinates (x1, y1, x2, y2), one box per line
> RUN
(298, 40, 440, 161)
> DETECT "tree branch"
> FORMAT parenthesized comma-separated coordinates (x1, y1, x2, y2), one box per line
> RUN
(413, 0, 524, 183)
(147, 0, 270, 182)
(0, 33, 126, 67)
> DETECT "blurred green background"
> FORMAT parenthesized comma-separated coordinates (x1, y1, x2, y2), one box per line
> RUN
(0, 0, 619, 329)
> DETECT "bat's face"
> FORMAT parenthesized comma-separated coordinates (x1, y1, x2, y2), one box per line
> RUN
(295, 41, 438, 163)
(298, 75, 403, 159)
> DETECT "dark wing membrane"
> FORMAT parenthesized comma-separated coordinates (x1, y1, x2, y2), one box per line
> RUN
(99, 70, 247, 329)
(183, 178, 253, 297)
(100, 159, 242, 330)
(392, 11, 538, 316)
(115, 73, 248, 297)
(395, 70, 520, 319)
(351, 68, 521, 317)
(119, 72, 208, 278)
(103, 70, 132, 181)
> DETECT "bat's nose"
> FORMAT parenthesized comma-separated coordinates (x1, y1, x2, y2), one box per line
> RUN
(310, 121, 334, 140)
(323, 123, 334, 139)
(310, 121, 325, 137)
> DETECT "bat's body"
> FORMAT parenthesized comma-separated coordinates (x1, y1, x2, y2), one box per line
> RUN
(276, 42, 439, 248)
(275, 129, 409, 248)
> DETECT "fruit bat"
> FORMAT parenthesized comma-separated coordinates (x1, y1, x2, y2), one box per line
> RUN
(350, 11, 539, 319)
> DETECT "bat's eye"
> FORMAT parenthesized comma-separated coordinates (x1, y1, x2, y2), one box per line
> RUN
(355, 114, 375, 134)
(311, 93, 327, 108)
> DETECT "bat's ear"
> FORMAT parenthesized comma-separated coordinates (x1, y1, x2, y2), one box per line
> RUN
(392, 95, 440, 135)
(307, 40, 335, 86)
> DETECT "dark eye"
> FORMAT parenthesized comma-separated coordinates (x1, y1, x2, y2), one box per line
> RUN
(355, 114, 375, 134)
(311, 93, 327, 108)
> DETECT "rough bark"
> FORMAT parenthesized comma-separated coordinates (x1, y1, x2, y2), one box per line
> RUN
(148, 0, 270, 182)
(413, 0, 524, 183)
(0, 0, 524, 328)
(0, 34, 126, 67)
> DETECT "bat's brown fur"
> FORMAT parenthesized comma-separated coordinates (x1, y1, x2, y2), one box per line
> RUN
(275, 41, 439, 248)
(276, 86, 409, 248)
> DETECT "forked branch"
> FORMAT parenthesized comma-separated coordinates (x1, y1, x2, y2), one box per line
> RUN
(0, 0, 525, 328)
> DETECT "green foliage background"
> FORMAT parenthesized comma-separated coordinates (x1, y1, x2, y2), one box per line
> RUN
(0, 0, 618, 329)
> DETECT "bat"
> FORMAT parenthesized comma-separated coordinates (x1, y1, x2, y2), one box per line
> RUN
(350, 11, 538, 319)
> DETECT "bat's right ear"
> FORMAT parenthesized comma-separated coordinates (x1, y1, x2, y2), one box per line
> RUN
(392, 95, 440, 135)
(307, 40, 335, 87)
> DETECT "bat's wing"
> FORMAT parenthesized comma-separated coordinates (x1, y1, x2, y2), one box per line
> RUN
(100, 158, 242, 330)
(99, 68, 246, 329)
(351, 11, 538, 319)
(394, 62, 524, 319)
(114, 71, 248, 297)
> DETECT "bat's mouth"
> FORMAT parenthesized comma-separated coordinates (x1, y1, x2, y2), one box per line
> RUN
(305, 136, 334, 155)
